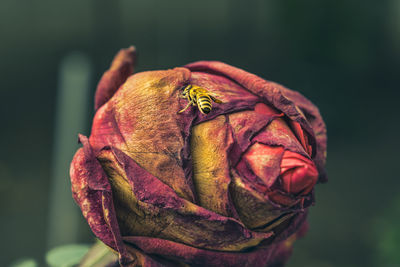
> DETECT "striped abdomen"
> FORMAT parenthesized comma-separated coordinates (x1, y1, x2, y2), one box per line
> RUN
(196, 93, 212, 114)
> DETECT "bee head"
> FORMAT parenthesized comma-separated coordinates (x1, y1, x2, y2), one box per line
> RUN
(180, 84, 191, 97)
(182, 89, 187, 97)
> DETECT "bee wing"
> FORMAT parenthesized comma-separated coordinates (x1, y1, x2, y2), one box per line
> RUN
(209, 94, 224, 104)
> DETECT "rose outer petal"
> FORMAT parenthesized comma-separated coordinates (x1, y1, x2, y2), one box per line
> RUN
(98, 146, 274, 252)
(90, 68, 196, 203)
(70, 135, 135, 266)
(123, 235, 293, 267)
(94, 46, 137, 111)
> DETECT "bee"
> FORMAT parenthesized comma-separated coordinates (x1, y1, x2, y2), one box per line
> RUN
(178, 84, 223, 114)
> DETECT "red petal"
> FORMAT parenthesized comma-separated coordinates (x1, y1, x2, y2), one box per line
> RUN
(70, 135, 134, 265)
(254, 102, 282, 117)
(123, 235, 291, 267)
(94, 46, 136, 111)
(280, 150, 318, 195)
(241, 143, 284, 188)
(288, 121, 312, 156)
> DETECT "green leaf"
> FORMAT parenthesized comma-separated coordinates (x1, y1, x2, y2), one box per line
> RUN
(9, 258, 38, 267)
(46, 244, 91, 267)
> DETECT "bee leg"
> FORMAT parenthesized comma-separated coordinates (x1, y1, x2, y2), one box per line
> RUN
(178, 101, 192, 113)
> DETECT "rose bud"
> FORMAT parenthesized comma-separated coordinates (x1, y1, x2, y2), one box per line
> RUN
(70, 47, 327, 266)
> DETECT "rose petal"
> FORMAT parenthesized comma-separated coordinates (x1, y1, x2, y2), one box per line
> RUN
(280, 150, 318, 195)
(123, 235, 291, 267)
(252, 117, 308, 157)
(191, 115, 236, 217)
(237, 142, 304, 207)
(241, 143, 284, 188)
(276, 82, 327, 182)
(288, 120, 313, 156)
(70, 135, 134, 265)
(229, 169, 294, 232)
(227, 103, 283, 166)
(91, 68, 196, 202)
(188, 72, 260, 124)
(95, 46, 137, 111)
(185, 61, 327, 182)
(98, 146, 274, 252)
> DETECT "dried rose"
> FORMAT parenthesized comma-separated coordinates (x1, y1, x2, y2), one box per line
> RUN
(70, 46, 327, 266)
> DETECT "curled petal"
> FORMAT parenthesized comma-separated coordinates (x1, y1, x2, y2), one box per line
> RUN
(280, 150, 318, 195)
(251, 114, 308, 158)
(70, 135, 134, 265)
(95, 46, 137, 111)
(273, 82, 327, 181)
(227, 103, 283, 166)
(239, 143, 284, 188)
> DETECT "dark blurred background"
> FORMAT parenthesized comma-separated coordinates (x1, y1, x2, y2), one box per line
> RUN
(1, 0, 399, 266)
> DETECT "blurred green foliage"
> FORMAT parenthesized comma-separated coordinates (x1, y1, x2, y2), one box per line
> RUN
(373, 196, 400, 266)
(10, 259, 37, 267)
(45, 244, 90, 267)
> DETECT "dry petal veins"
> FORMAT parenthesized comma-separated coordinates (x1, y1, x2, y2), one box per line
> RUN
(70, 47, 327, 266)
(191, 115, 235, 217)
